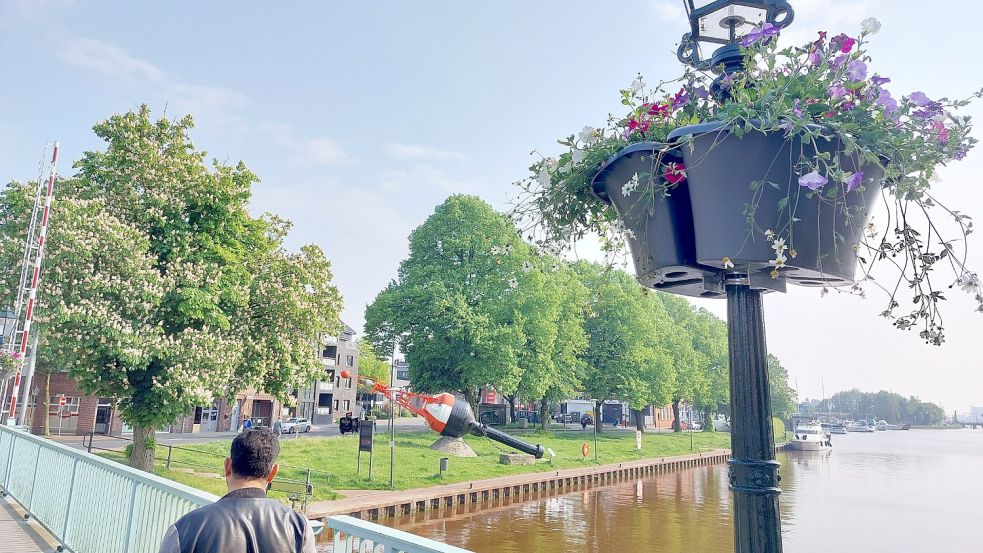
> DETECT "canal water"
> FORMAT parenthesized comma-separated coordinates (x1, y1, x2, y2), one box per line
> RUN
(380, 429, 983, 552)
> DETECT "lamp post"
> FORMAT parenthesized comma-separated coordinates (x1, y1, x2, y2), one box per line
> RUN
(675, 3, 794, 553)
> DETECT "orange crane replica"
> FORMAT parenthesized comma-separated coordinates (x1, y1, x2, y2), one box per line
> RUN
(340, 370, 546, 458)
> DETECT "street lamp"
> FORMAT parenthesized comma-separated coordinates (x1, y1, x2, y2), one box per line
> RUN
(674, 2, 794, 552)
(677, 1, 794, 92)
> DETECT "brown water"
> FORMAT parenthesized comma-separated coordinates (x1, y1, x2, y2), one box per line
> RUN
(375, 429, 983, 552)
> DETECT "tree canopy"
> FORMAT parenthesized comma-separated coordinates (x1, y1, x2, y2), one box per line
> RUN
(0, 106, 341, 469)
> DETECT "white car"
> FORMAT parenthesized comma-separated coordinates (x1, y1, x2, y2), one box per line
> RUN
(281, 417, 312, 433)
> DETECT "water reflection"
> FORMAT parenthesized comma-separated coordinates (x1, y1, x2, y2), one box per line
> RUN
(368, 430, 983, 552)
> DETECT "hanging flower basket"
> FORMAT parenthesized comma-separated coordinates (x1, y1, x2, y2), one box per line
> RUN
(590, 142, 723, 298)
(669, 121, 885, 286)
(516, 19, 982, 343)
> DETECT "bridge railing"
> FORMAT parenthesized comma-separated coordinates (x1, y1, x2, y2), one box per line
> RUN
(329, 515, 473, 553)
(0, 425, 219, 553)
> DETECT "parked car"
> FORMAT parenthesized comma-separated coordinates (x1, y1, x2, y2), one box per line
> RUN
(681, 421, 702, 430)
(515, 410, 541, 424)
(281, 417, 312, 433)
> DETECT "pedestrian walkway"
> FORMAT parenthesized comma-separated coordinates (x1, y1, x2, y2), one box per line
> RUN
(0, 495, 59, 553)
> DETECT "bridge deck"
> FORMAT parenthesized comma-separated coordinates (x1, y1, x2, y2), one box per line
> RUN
(0, 495, 56, 553)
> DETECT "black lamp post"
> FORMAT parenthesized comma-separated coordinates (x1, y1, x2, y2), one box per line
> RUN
(674, 2, 794, 553)
(677, 0, 793, 94)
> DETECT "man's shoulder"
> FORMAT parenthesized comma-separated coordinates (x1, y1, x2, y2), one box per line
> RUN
(176, 496, 303, 526)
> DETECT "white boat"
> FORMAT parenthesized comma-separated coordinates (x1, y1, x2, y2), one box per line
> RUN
(876, 420, 888, 431)
(829, 423, 847, 434)
(789, 424, 833, 451)
(845, 421, 868, 432)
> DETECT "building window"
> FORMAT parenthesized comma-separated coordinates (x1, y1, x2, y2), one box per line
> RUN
(347, 378, 353, 389)
(317, 394, 332, 408)
(397, 370, 409, 381)
(333, 400, 339, 411)
(48, 396, 80, 415)
(322, 345, 337, 359)
(346, 355, 354, 367)
(344, 400, 351, 411)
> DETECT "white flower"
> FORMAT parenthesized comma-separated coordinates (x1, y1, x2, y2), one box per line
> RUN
(764, 229, 775, 240)
(571, 148, 586, 164)
(537, 169, 551, 188)
(621, 172, 640, 197)
(861, 18, 881, 35)
(771, 238, 787, 253)
(490, 246, 502, 255)
(630, 78, 646, 93)
(508, 278, 519, 290)
(522, 261, 534, 272)
(579, 126, 599, 144)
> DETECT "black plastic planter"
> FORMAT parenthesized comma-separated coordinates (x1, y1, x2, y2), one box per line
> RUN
(591, 142, 723, 298)
(668, 122, 885, 286)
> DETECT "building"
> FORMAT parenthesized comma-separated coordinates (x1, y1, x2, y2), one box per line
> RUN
(298, 323, 360, 425)
(393, 358, 410, 389)
(26, 320, 360, 436)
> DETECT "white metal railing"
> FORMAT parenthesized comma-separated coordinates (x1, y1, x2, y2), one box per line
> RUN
(0, 425, 218, 553)
(329, 515, 473, 553)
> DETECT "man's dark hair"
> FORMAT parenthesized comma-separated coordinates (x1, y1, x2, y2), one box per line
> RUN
(230, 428, 280, 479)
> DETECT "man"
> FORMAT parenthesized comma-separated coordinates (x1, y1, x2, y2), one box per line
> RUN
(158, 427, 316, 552)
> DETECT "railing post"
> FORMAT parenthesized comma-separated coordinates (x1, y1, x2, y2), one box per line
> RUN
(26, 442, 42, 511)
(86, 432, 93, 454)
(1, 432, 16, 493)
(122, 481, 141, 553)
(61, 457, 79, 546)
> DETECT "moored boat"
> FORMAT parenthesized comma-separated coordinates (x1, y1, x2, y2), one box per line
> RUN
(789, 423, 833, 451)
(829, 423, 847, 434)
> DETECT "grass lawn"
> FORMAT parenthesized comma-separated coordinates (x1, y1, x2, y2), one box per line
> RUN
(100, 427, 754, 502)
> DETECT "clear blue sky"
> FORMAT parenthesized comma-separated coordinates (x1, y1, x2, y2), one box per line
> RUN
(1, 0, 981, 410)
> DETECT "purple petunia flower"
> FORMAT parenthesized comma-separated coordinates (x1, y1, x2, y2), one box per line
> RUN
(828, 85, 848, 100)
(844, 171, 864, 192)
(876, 89, 899, 114)
(740, 22, 780, 47)
(909, 91, 931, 106)
(831, 54, 848, 69)
(954, 147, 968, 161)
(831, 33, 857, 53)
(691, 86, 709, 99)
(809, 48, 822, 67)
(912, 101, 944, 119)
(793, 98, 803, 118)
(799, 171, 828, 190)
(672, 89, 690, 110)
(841, 100, 856, 111)
(719, 73, 736, 91)
(846, 60, 867, 82)
(870, 75, 891, 87)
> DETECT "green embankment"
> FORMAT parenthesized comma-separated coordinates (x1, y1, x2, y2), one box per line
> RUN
(101, 429, 743, 502)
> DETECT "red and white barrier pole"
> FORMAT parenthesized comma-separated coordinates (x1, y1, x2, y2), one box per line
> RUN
(7, 142, 58, 425)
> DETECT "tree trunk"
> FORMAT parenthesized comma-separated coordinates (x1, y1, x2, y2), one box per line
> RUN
(130, 425, 157, 472)
(539, 397, 550, 431)
(42, 372, 51, 437)
(464, 388, 479, 416)
(672, 398, 682, 432)
(594, 400, 603, 434)
(633, 408, 645, 432)
(704, 407, 714, 432)
(506, 394, 517, 424)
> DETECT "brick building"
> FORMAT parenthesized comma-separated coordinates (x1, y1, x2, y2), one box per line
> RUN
(25, 321, 360, 436)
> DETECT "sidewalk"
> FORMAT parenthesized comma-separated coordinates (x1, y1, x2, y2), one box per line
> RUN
(0, 495, 60, 553)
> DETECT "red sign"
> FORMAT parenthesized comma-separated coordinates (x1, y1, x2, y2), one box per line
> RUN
(483, 390, 496, 403)
(58, 396, 66, 407)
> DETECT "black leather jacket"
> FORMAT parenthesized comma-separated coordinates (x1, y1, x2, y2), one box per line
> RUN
(158, 487, 316, 553)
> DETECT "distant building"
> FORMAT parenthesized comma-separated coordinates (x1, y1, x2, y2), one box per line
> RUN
(393, 359, 411, 389)
(27, 320, 359, 436)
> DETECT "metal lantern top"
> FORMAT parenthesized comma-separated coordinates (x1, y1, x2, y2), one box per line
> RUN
(677, 0, 794, 71)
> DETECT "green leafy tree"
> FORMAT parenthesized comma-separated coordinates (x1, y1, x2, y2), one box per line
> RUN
(357, 338, 391, 387)
(514, 260, 589, 429)
(575, 263, 676, 432)
(0, 107, 341, 470)
(364, 195, 534, 411)
(767, 355, 797, 421)
(654, 294, 709, 432)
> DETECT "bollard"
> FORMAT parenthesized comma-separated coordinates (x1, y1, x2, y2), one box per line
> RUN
(439, 457, 449, 477)
(166, 445, 173, 470)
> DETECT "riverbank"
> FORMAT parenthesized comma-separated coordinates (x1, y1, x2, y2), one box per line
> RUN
(308, 448, 735, 521)
(98, 429, 740, 501)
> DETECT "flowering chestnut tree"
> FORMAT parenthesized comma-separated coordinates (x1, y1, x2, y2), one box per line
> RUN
(0, 107, 341, 470)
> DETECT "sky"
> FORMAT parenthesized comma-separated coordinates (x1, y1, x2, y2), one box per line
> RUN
(1, 0, 981, 411)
